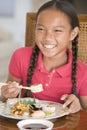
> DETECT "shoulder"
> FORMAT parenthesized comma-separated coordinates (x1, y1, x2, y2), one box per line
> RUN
(11, 47, 33, 59)
(77, 60, 87, 95)
(10, 47, 34, 65)
(13, 47, 33, 55)
(9, 47, 34, 73)
(77, 60, 87, 77)
(77, 60, 87, 71)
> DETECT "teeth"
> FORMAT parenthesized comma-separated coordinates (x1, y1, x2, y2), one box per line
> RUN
(44, 45, 55, 49)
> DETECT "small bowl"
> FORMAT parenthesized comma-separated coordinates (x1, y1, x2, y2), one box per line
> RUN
(17, 119, 54, 130)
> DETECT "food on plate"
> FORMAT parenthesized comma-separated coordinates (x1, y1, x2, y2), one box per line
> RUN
(31, 110, 46, 118)
(10, 102, 33, 116)
(42, 105, 56, 115)
(9, 99, 56, 118)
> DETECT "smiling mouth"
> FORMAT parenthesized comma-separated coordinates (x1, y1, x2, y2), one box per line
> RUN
(43, 44, 56, 49)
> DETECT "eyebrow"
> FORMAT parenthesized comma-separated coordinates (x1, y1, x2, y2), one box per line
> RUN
(36, 24, 44, 27)
(36, 24, 66, 29)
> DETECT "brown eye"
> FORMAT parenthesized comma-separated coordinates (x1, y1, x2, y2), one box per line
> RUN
(55, 29, 62, 32)
(38, 28, 43, 30)
(36, 27, 44, 31)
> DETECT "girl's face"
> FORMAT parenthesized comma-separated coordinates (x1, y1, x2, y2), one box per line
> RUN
(35, 9, 78, 58)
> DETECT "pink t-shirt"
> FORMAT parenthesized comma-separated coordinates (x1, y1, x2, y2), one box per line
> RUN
(9, 47, 87, 103)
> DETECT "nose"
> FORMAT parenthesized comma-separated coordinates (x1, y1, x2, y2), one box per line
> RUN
(44, 30, 53, 41)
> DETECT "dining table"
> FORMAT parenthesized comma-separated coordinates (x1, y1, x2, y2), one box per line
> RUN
(0, 110, 87, 130)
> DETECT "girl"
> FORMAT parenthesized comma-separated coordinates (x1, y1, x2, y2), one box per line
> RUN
(1, 0, 87, 113)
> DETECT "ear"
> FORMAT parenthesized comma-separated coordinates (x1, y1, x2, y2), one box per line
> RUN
(70, 27, 79, 41)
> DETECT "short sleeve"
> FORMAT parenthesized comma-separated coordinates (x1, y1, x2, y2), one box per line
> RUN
(9, 48, 23, 79)
(77, 61, 87, 96)
(78, 74, 87, 96)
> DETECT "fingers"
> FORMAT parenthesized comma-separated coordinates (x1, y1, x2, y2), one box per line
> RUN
(61, 94, 81, 113)
(1, 81, 20, 99)
(61, 94, 69, 101)
(61, 94, 70, 108)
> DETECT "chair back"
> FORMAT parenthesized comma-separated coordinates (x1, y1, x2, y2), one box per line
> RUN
(25, 13, 87, 63)
(25, 13, 36, 47)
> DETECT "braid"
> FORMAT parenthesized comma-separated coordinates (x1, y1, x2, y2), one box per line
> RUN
(71, 35, 78, 95)
(24, 45, 40, 97)
(23, 0, 79, 97)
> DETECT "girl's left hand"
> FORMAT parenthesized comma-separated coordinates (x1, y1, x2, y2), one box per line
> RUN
(61, 94, 82, 113)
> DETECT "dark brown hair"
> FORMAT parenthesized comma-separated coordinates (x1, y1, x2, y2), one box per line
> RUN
(25, 0, 79, 97)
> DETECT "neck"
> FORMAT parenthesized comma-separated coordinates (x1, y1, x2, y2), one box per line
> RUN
(43, 53, 68, 72)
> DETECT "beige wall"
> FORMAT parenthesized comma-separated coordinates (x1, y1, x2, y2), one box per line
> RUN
(0, 0, 49, 82)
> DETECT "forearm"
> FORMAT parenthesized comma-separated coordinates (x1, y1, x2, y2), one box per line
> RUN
(79, 96, 87, 110)
(80, 103, 87, 110)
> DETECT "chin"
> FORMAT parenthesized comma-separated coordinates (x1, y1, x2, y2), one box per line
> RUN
(43, 53, 56, 58)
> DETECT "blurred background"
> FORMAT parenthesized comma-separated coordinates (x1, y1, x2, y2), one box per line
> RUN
(0, 0, 87, 82)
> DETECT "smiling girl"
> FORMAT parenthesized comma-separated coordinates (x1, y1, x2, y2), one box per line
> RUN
(1, 0, 87, 113)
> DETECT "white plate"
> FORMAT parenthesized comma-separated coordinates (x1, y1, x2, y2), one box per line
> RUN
(0, 99, 69, 120)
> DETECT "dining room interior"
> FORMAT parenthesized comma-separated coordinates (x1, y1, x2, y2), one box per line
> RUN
(0, 1, 87, 130)
(0, 0, 87, 82)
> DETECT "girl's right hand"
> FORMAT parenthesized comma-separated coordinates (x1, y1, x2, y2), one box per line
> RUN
(1, 81, 20, 99)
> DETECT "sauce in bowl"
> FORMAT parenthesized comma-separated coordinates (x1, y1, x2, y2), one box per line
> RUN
(23, 123, 48, 129)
